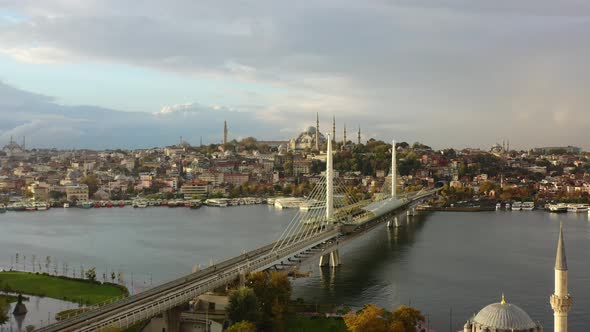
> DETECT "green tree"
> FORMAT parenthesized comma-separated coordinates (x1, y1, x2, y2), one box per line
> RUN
(81, 174, 100, 197)
(227, 287, 259, 324)
(226, 321, 256, 332)
(85, 267, 97, 282)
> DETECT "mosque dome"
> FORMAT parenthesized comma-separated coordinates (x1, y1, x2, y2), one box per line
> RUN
(471, 296, 537, 331)
(305, 126, 317, 135)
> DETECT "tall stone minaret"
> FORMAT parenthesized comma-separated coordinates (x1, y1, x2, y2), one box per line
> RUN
(223, 120, 228, 145)
(357, 126, 361, 145)
(343, 124, 347, 146)
(551, 222, 572, 332)
(315, 112, 320, 151)
(332, 116, 336, 144)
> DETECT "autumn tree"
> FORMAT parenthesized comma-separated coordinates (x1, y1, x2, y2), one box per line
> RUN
(391, 305, 425, 332)
(343, 304, 391, 332)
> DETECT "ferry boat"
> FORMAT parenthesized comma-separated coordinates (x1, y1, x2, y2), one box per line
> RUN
(205, 199, 228, 207)
(521, 202, 535, 211)
(25, 203, 36, 211)
(35, 202, 49, 211)
(133, 200, 148, 208)
(511, 202, 522, 211)
(118, 201, 126, 207)
(106, 202, 113, 208)
(567, 204, 589, 213)
(80, 201, 93, 209)
(548, 203, 567, 213)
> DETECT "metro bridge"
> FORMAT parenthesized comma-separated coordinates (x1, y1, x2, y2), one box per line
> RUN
(37, 137, 439, 332)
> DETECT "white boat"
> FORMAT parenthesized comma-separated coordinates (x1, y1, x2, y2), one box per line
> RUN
(511, 202, 522, 211)
(133, 200, 148, 208)
(205, 199, 229, 207)
(34, 202, 49, 211)
(505, 203, 511, 210)
(63, 202, 70, 208)
(495, 203, 501, 210)
(548, 203, 567, 213)
(521, 202, 535, 211)
(567, 204, 588, 213)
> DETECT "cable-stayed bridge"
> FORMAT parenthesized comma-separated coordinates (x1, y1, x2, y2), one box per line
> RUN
(37, 137, 439, 332)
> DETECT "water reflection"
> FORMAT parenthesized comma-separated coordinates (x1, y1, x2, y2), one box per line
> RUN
(1, 293, 80, 331)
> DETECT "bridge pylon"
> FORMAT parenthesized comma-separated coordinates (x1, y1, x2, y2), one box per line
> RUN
(318, 134, 340, 267)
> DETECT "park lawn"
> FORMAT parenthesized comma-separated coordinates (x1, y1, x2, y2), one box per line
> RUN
(0, 271, 127, 305)
(285, 314, 347, 332)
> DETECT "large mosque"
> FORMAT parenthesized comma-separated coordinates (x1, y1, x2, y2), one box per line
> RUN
(288, 113, 361, 151)
(462, 223, 572, 332)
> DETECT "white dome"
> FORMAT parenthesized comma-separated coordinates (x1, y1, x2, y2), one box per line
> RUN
(472, 301, 536, 330)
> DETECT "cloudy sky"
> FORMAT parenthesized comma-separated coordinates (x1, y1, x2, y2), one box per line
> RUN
(1, 1, 589, 149)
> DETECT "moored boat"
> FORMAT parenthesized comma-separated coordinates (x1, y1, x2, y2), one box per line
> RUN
(0, 204, 6, 213)
(511, 202, 522, 211)
(548, 203, 567, 213)
(63, 202, 70, 208)
(35, 202, 49, 211)
(521, 202, 535, 211)
(567, 203, 589, 213)
(80, 201, 93, 209)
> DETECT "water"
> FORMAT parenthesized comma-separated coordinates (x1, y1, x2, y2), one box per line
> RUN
(1, 293, 80, 331)
(0, 206, 589, 331)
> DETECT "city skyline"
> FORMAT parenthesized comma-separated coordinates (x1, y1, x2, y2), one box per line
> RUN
(1, 1, 590, 149)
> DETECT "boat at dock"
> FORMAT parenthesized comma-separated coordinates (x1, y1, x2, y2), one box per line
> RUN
(521, 202, 535, 211)
(511, 202, 522, 211)
(548, 203, 567, 213)
(567, 204, 589, 213)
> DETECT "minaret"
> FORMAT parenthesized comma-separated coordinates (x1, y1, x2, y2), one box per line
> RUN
(507, 140, 510, 153)
(342, 124, 347, 147)
(315, 112, 320, 151)
(551, 222, 572, 332)
(332, 116, 336, 144)
(392, 140, 397, 198)
(357, 126, 361, 145)
(223, 120, 228, 145)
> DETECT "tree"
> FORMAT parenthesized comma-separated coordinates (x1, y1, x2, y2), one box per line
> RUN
(391, 306, 425, 332)
(81, 174, 100, 197)
(85, 267, 97, 282)
(111, 272, 116, 283)
(246, 271, 292, 326)
(226, 321, 256, 332)
(227, 287, 260, 324)
(343, 304, 391, 332)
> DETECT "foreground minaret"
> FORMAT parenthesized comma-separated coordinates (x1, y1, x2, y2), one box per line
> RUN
(550, 222, 572, 332)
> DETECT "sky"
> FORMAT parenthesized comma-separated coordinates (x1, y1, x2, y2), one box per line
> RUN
(1, 0, 590, 150)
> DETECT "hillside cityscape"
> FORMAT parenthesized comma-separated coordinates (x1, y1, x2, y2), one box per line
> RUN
(0, 120, 586, 211)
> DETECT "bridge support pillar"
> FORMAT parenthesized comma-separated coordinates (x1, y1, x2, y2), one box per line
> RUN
(164, 306, 182, 332)
(319, 253, 330, 267)
(319, 250, 341, 267)
(330, 250, 341, 267)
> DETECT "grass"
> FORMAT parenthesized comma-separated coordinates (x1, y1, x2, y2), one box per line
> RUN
(285, 314, 347, 332)
(0, 271, 128, 305)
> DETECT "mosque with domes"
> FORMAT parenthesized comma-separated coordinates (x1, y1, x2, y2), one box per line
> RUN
(462, 223, 572, 332)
